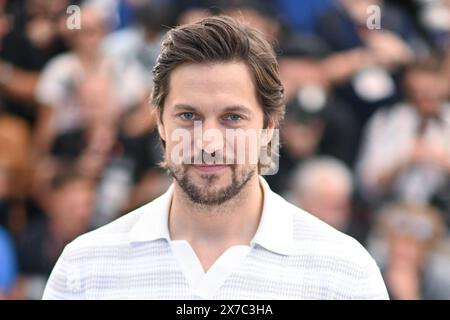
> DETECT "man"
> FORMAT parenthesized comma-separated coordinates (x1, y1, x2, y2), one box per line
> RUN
(43, 16, 388, 299)
(16, 166, 95, 299)
(357, 57, 450, 205)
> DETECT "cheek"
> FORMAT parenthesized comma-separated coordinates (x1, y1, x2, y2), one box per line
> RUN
(224, 133, 261, 166)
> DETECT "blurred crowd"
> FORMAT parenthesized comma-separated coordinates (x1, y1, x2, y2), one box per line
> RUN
(1, 0, 450, 300)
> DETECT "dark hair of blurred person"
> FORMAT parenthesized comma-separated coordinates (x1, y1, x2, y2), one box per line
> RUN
(402, 55, 447, 117)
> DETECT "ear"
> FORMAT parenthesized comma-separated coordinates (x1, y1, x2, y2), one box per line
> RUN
(262, 117, 276, 146)
(155, 108, 166, 142)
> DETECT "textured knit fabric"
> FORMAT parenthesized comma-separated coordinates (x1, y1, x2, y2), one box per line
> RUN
(43, 177, 389, 300)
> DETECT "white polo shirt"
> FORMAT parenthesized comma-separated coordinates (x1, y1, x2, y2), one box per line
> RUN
(43, 177, 389, 300)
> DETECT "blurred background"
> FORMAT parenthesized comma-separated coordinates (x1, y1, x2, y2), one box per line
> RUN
(1, 0, 450, 300)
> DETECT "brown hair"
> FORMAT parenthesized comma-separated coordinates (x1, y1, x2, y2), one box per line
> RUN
(151, 15, 285, 128)
(404, 54, 443, 76)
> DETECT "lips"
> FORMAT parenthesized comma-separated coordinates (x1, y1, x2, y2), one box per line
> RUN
(191, 164, 228, 173)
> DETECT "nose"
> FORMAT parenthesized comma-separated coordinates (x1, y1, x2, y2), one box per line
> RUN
(194, 119, 224, 154)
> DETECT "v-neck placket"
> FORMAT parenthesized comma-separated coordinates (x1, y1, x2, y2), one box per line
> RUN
(169, 240, 252, 298)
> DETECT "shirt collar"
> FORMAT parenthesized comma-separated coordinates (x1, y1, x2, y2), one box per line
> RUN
(250, 177, 295, 256)
(129, 176, 294, 256)
(129, 184, 173, 243)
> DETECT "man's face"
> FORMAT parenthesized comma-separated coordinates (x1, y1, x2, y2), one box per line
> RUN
(158, 62, 272, 205)
(405, 70, 446, 115)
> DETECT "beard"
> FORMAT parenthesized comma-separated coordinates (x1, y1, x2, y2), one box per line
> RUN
(167, 162, 255, 206)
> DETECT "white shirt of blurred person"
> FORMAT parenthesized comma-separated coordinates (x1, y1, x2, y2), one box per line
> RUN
(43, 16, 388, 300)
(35, 4, 147, 137)
(357, 58, 450, 204)
(288, 157, 353, 233)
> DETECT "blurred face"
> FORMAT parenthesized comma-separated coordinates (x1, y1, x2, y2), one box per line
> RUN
(78, 74, 120, 126)
(389, 234, 425, 269)
(295, 177, 351, 230)
(72, 8, 105, 52)
(404, 70, 446, 115)
(281, 120, 324, 159)
(51, 179, 94, 237)
(158, 62, 273, 205)
(279, 59, 327, 101)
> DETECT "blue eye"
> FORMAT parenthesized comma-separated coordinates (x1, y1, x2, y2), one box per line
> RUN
(224, 114, 242, 121)
(180, 112, 195, 121)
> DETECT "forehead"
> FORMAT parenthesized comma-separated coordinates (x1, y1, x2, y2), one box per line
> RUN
(405, 69, 440, 82)
(164, 61, 260, 112)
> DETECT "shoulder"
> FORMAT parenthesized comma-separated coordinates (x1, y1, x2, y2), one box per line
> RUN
(275, 194, 377, 269)
(371, 103, 412, 125)
(266, 194, 388, 298)
(66, 202, 149, 252)
(41, 52, 78, 72)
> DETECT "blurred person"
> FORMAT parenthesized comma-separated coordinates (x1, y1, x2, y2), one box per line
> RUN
(103, 2, 216, 221)
(279, 43, 360, 163)
(357, 56, 450, 205)
(0, 114, 32, 234)
(43, 16, 387, 300)
(34, 3, 146, 155)
(367, 202, 450, 299)
(117, 102, 172, 218)
(220, 0, 397, 169)
(287, 157, 353, 233)
(318, 0, 424, 61)
(47, 72, 129, 226)
(50, 72, 120, 174)
(266, 46, 359, 193)
(102, 1, 176, 88)
(0, 226, 17, 299)
(420, 0, 450, 52)
(99, 1, 180, 219)
(316, 0, 427, 143)
(0, 0, 70, 125)
(14, 166, 95, 300)
(267, 96, 325, 194)
(219, 0, 360, 194)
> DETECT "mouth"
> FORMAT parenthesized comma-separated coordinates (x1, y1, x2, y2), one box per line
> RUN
(191, 164, 229, 173)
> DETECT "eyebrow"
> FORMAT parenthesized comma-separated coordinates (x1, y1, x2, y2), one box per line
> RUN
(173, 104, 253, 116)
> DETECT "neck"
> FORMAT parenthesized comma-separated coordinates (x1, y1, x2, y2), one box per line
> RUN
(169, 174, 264, 248)
(76, 48, 100, 68)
